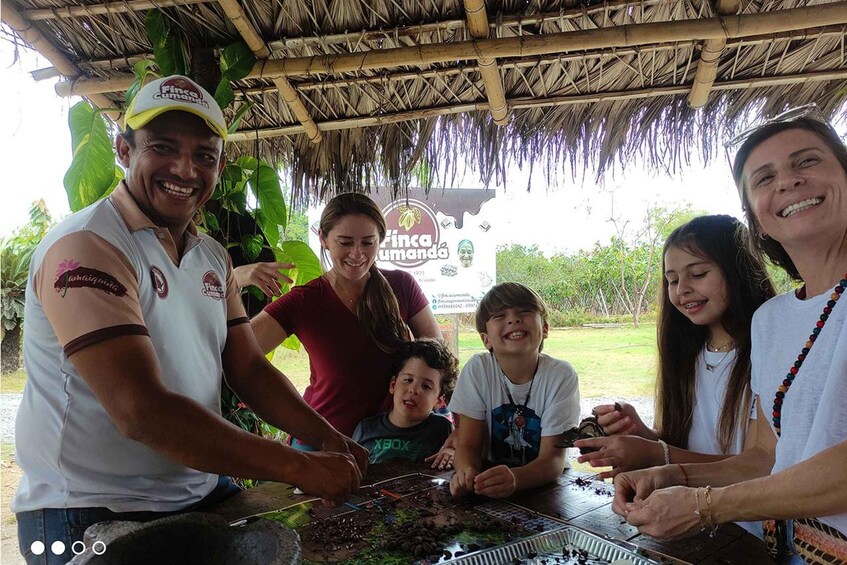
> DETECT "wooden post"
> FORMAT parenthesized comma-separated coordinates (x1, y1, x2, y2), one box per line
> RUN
(464, 0, 510, 126)
(688, 0, 741, 108)
(438, 315, 461, 358)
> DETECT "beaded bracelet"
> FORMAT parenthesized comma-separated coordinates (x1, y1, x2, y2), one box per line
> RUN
(657, 439, 670, 465)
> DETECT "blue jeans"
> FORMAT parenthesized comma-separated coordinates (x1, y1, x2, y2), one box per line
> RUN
(16, 475, 242, 564)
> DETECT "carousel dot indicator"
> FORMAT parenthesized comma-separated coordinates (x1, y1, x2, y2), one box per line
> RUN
(92, 540, 107, 555)
(72, 541, 86, 555)
(51, 541, 66, 555)
(30, 541, 45, 555)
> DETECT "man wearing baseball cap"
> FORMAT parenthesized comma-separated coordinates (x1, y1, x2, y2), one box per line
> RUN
(13, 76, 366, 563)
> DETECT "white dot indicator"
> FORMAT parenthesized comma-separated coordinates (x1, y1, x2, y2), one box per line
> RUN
(51, 541, 66, 555)
(30, 541, 45, 555)
(92, 541, 107, 555)
(72, 541, 86, 555)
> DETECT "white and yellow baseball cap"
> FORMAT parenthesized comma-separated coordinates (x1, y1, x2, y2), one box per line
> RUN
(124, 75, 228, 140)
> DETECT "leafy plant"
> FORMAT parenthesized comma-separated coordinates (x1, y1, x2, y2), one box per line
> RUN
(1, 201, 54, 372)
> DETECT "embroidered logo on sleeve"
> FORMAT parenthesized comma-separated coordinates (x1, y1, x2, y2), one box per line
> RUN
(150, 265, 169, 299)
(201, 270, 224, 301)
(54, 259, 127, 298)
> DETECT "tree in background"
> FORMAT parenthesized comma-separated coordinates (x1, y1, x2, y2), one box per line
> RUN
(496, 204, 701, 326)
(607, 204, 700, 326)
(1, 200, 54, 373)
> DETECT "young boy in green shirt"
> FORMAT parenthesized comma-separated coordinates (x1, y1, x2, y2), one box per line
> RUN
(353, 338, 458, 465)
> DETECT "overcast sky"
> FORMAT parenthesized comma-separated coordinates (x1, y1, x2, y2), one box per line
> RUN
(0, 42, 789, 255)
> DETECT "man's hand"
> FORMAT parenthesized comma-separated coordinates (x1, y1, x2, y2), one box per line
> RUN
(233, 262, 294, 297)
(472, 465, 517, 498)
(592, 402, 655, 438)
(295, 451, 362, 506)
(320, 433, 369, 478)
(575, 435, 665, 479)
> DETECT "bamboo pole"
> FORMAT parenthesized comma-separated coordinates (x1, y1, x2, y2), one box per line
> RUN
(1, 3, 118, 117)
(464, 0, 509, 126)
(56, 3, 847, 97)
(688, 0, 741, 109)
(226, 68, 847, 142)
(216, 0, 321, 143)
(36, 23, 845, 82)
(24, 0, 208, 21)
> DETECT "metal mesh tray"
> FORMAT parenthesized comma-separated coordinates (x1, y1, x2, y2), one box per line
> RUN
(444, 526, 659, 564)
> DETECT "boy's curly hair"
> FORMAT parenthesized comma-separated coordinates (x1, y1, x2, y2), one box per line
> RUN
(392, 338, 459, 400)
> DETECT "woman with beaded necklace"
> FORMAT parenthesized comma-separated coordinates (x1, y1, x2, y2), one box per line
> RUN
(610, 109, 847, 564)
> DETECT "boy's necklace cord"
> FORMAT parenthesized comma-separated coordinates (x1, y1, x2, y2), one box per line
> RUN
(492, 353, 539, 409)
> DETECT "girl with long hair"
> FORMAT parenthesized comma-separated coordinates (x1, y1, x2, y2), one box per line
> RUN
(577, 215, 775, 477)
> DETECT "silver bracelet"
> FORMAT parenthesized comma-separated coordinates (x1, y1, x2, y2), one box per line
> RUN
(657, 439, 671, 465)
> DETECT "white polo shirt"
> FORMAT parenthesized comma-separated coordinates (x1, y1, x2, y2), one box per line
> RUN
(13, 183, 248, 513)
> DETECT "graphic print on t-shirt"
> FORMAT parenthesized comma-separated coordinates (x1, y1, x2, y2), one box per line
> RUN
(369, 438, 426, 462)
(491, 404, 541, 466)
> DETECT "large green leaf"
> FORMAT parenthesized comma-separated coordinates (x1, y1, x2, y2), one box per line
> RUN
(240, 234, 263, 262)
(63, 101, 117, 212)
(228, 101, 254, 134)
(249, 164, 287, 228)
(235, 156, 259, 173)
(213, 80, 235, 111)
(204, 209, 220, 232)
(126, 60, 158, 106)
(255, 210, 279, 249)
(278, 240, 321, 288)
(145, 10, 189, 76)
(220, 41, 257, 81)
(274, 240, 321, 353)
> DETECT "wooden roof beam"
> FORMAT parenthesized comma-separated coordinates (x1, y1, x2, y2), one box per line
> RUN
(216, 0, 321, 143)
(1, 3, 117, 117)
(30, 0, 651, 80)
(37, 25, 844, 85)
(464, 0, 509, 125)
(23, 0, 207, 21)
(688, 0, 741, 109)
(226, 68, 847, 141)
(55, 3, 847, 97)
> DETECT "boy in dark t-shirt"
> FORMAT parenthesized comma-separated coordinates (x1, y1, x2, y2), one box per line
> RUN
(353, 339, 458, 465)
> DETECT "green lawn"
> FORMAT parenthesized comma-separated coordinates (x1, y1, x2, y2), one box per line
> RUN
(0, 370, 26, 394)
(273, 324, 658, 399)
(1, 325, 659, 399)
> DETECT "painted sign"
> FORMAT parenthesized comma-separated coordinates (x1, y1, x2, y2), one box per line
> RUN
(309, 189, 496, 314)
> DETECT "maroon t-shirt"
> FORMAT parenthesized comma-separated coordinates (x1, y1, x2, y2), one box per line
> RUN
(263, 269, 429, 436)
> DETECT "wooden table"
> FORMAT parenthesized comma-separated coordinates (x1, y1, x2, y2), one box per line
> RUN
(211, 461, 774, 564)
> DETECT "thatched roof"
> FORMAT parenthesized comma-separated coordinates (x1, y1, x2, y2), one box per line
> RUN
(3, 0, 847, 201)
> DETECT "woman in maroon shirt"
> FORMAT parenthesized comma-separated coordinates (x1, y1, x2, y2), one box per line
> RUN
(250, 194, 443, 447)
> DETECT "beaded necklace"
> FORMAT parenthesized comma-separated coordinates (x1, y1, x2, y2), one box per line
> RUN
(772, 274, 847, 435)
